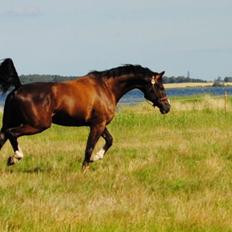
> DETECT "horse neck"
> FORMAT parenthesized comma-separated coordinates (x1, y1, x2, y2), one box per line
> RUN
(106, 74, 146, 103)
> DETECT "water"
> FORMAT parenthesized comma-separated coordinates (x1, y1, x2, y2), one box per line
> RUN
(166, 86, 232, 97)
(1, 87, 232, 106)
(0, 95, 5, 106)
(120, 86, 232, 104)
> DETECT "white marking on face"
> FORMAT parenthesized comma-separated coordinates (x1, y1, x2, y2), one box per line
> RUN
(14, 147, 24, 159)
(91, 148, 105, 161)
(151, 76, 156, 85)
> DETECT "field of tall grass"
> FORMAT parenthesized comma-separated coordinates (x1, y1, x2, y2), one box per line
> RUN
(0, 95, 232, 231)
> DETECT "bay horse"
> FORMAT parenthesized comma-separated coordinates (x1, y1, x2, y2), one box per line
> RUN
(0, 58, 170, 171)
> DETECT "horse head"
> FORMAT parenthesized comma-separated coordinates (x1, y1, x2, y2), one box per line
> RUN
(144, 71, 171, 114)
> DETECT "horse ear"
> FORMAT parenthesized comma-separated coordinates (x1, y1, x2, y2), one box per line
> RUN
(160, 71, 165, 77)
(155, 71, 165, 82)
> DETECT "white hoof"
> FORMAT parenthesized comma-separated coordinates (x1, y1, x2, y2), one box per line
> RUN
(91, 148, 105, 162)
(14, 147, 24, 160)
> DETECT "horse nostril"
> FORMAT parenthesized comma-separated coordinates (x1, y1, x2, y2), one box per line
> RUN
(163, 103, 171, 114)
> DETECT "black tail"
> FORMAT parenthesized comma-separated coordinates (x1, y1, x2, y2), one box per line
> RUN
(0, 58, 22, 93)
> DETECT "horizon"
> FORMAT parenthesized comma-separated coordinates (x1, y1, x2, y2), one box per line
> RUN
(19, 72, 228, 82)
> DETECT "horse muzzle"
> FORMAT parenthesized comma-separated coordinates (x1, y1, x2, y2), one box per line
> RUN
(159, 103, 171, 114)
(153, 96, 171, 114)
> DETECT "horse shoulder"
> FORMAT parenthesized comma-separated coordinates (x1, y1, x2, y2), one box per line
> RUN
(51, 77, 116, 125)
(90, 79, 116, 124)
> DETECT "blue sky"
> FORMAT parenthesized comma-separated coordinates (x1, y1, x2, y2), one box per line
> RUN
(0, 0, 231, 80)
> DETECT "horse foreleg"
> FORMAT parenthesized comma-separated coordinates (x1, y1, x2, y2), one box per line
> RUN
(6, 124, 49, 166)
(91, 128, 113, 162)
(82, 123, 105, 171)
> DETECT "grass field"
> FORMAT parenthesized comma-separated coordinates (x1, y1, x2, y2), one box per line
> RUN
(1, 95, 232, 231)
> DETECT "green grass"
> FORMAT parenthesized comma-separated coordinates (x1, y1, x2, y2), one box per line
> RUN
(0, 95, 232, 231)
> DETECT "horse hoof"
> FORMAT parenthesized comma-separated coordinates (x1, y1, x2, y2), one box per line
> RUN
(7, 156, 16, 166)
(82, 163, 90, 173)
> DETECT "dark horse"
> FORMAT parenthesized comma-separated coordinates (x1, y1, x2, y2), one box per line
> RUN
(0, 58, 170, 170)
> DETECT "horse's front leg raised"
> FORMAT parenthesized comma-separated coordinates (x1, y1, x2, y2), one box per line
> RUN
(82, 123, 105, 171)
(91, 128, 113, 162)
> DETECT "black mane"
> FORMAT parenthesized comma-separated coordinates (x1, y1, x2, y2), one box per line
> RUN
(88, 64, 155, 78)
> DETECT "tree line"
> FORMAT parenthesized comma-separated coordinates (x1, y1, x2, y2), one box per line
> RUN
(163, 76, 206, 83)
(19, 74, 77, 84)
(19, 74, 208, 84)
(215, 76, 232, 83)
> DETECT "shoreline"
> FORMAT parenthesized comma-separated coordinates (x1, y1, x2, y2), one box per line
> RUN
(164, 82, 232, 89)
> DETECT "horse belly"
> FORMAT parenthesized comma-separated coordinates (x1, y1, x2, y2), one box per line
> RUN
(52, 111, 87, 126)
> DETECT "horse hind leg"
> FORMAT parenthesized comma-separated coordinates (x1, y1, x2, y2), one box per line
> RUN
(6, 124, 49, 166)
(0, 130, 7, 150)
